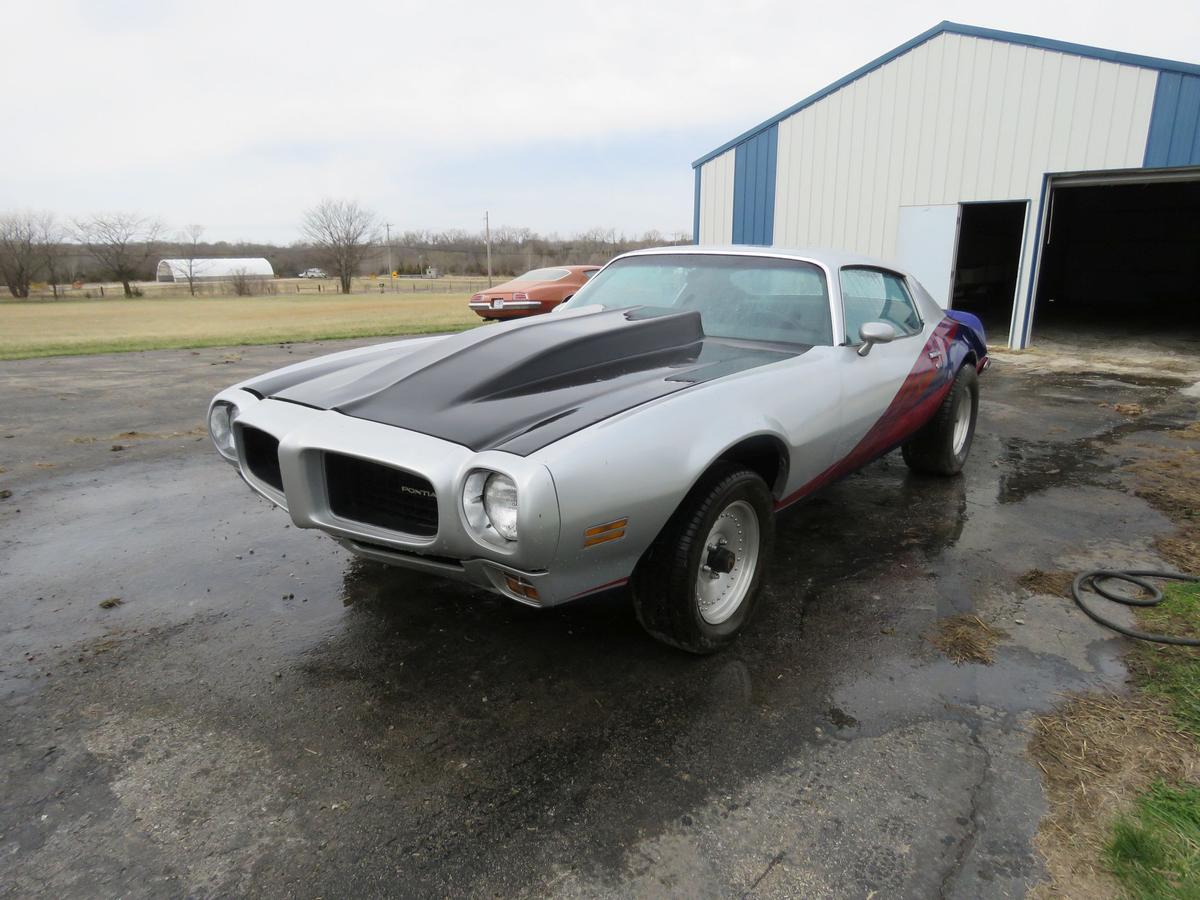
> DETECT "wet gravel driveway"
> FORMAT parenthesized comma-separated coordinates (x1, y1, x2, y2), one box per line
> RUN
(1, 340, 1195, 897)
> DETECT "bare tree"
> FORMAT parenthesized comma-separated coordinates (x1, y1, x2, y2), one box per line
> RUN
(0, 211, 41, 298)
(301, 199, 380, 294)
(227, 267, 275, 297)
(74, 213, 164, 298)
(174, 223, 208, 296)
(36, 214, 67, 298)
(228, 267, 254, 297)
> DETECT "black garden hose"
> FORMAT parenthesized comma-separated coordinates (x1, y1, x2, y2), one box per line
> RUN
(1072, 569, 1200, 646)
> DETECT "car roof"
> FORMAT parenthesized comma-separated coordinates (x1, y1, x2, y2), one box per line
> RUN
(613, 244, 907, 274)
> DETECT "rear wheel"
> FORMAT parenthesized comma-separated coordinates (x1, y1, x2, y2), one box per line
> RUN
(902, 364, 979, 475)
(631, 464, 774, 653)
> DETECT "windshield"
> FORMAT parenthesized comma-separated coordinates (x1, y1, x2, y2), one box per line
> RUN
(560, 254, 833, 346)
(515, 267, 570, 282)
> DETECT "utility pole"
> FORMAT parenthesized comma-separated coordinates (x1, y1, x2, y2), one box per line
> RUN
(384, 222, 394, 291)
(484, 210, 493, 288)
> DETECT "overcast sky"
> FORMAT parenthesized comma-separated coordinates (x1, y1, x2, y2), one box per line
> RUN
(3, 0, 1197, 242)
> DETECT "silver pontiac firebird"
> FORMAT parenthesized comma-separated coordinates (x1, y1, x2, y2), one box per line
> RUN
(209, 246, 988, 652)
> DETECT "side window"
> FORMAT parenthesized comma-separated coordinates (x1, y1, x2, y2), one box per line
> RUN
(839, 267, 923, 344)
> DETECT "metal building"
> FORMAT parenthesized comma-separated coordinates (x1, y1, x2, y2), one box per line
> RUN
(692, 22, 1200, 347)
(156, 257, 275, 282)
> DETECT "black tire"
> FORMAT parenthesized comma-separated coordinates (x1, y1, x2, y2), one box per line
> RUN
(631, 464, 775, 653)
(902, 364, 979, 476)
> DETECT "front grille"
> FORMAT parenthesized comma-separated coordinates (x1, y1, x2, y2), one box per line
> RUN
(324, 453, 438, 537)
(241, 426, 283, 491)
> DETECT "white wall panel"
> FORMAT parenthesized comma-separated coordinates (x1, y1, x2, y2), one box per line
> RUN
(897, 205, 961, 305)
(771, 31, 1159, 345)
(697, 151, 735, 244)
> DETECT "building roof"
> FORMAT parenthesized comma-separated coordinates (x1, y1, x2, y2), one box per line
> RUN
(156, 257, 275, 279)
(693, 21, 1200, 168)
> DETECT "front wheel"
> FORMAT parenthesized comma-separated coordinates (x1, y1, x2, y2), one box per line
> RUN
(902, 364, 979, 475)
(631, 464, 775, 653)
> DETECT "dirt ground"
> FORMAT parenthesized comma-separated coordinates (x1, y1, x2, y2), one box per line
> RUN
(1, 340, 1198, 897)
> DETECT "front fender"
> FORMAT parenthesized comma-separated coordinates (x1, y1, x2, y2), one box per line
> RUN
(532, 350, 843, 598)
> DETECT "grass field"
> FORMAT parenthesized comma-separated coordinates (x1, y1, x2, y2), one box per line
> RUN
(11, 275, 496, 302)
(1105, 583, 1200, 898)
(0, 292, 482, 359)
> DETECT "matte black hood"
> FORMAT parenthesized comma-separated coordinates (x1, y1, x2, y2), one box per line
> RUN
(249, 307, 801, 455)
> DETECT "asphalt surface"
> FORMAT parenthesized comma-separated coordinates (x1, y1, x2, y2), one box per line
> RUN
(1, 340, 1196, 898)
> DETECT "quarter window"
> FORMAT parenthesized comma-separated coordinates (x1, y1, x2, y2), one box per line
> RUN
(840, 267, 922, 343)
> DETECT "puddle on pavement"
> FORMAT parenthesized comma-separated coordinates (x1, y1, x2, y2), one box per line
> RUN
(993, 370, 1197, 504)
(294, 420, 1147, 753)
(1037, 371, 1189, 391)
(998, 436, 1116, 502)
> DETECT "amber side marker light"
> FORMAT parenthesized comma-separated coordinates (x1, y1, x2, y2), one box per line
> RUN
(583, 518, 628, 547)
(504, 575, 540, 601)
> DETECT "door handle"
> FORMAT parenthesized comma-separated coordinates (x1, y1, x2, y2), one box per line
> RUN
(928, 349, 943, 361)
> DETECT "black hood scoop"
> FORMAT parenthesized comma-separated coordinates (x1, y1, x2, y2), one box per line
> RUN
(259, 307, 798, 455)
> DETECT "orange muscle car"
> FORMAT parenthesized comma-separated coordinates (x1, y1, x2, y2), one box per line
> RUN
(469, 265, 601, 320)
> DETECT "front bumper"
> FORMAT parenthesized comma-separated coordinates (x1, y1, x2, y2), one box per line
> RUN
(213, 389, 594, 607)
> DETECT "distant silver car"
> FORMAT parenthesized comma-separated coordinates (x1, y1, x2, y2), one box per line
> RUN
(297, 268, 328, 279)
(209, 246, 988, 652)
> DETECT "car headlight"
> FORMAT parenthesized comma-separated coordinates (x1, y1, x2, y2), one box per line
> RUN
(463, 470, 518, 543)
(484, 473, 519, 540)
(208, 401, 238, 460)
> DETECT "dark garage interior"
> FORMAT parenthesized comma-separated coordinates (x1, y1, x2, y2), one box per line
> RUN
(1031, 176, 1200, 340)
(951, 201, 1028, 339)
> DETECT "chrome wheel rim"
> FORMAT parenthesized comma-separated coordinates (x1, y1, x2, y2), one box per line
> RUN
(696, 500, 760, 625)
(952, 388, 973, 456)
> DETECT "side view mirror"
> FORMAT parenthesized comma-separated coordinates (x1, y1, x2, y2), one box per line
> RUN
(856, 321, 897, 357)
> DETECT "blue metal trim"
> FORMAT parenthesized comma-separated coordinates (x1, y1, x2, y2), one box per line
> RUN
(1016, 173, 1052, 349)
(693, 20, 1200, 169)
(692, 166, 702, 244)
(731, 125, 778, 244)
(733, 141, 749, 243)
(765, 125, 778, 242)
(1144, 71, 1200, 167)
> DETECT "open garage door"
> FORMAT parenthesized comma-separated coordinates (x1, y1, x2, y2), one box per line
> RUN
(951, 201, 1027, 341)
(1031, 169, 1200, 344)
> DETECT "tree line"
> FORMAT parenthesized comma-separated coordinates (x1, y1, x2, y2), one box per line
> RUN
(0, 200, 689, 299)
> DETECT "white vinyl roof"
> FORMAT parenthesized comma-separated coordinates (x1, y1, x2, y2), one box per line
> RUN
(156, 257, 275, 280)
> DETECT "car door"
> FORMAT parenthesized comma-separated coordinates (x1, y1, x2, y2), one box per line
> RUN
(834, 266, 949, 464)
